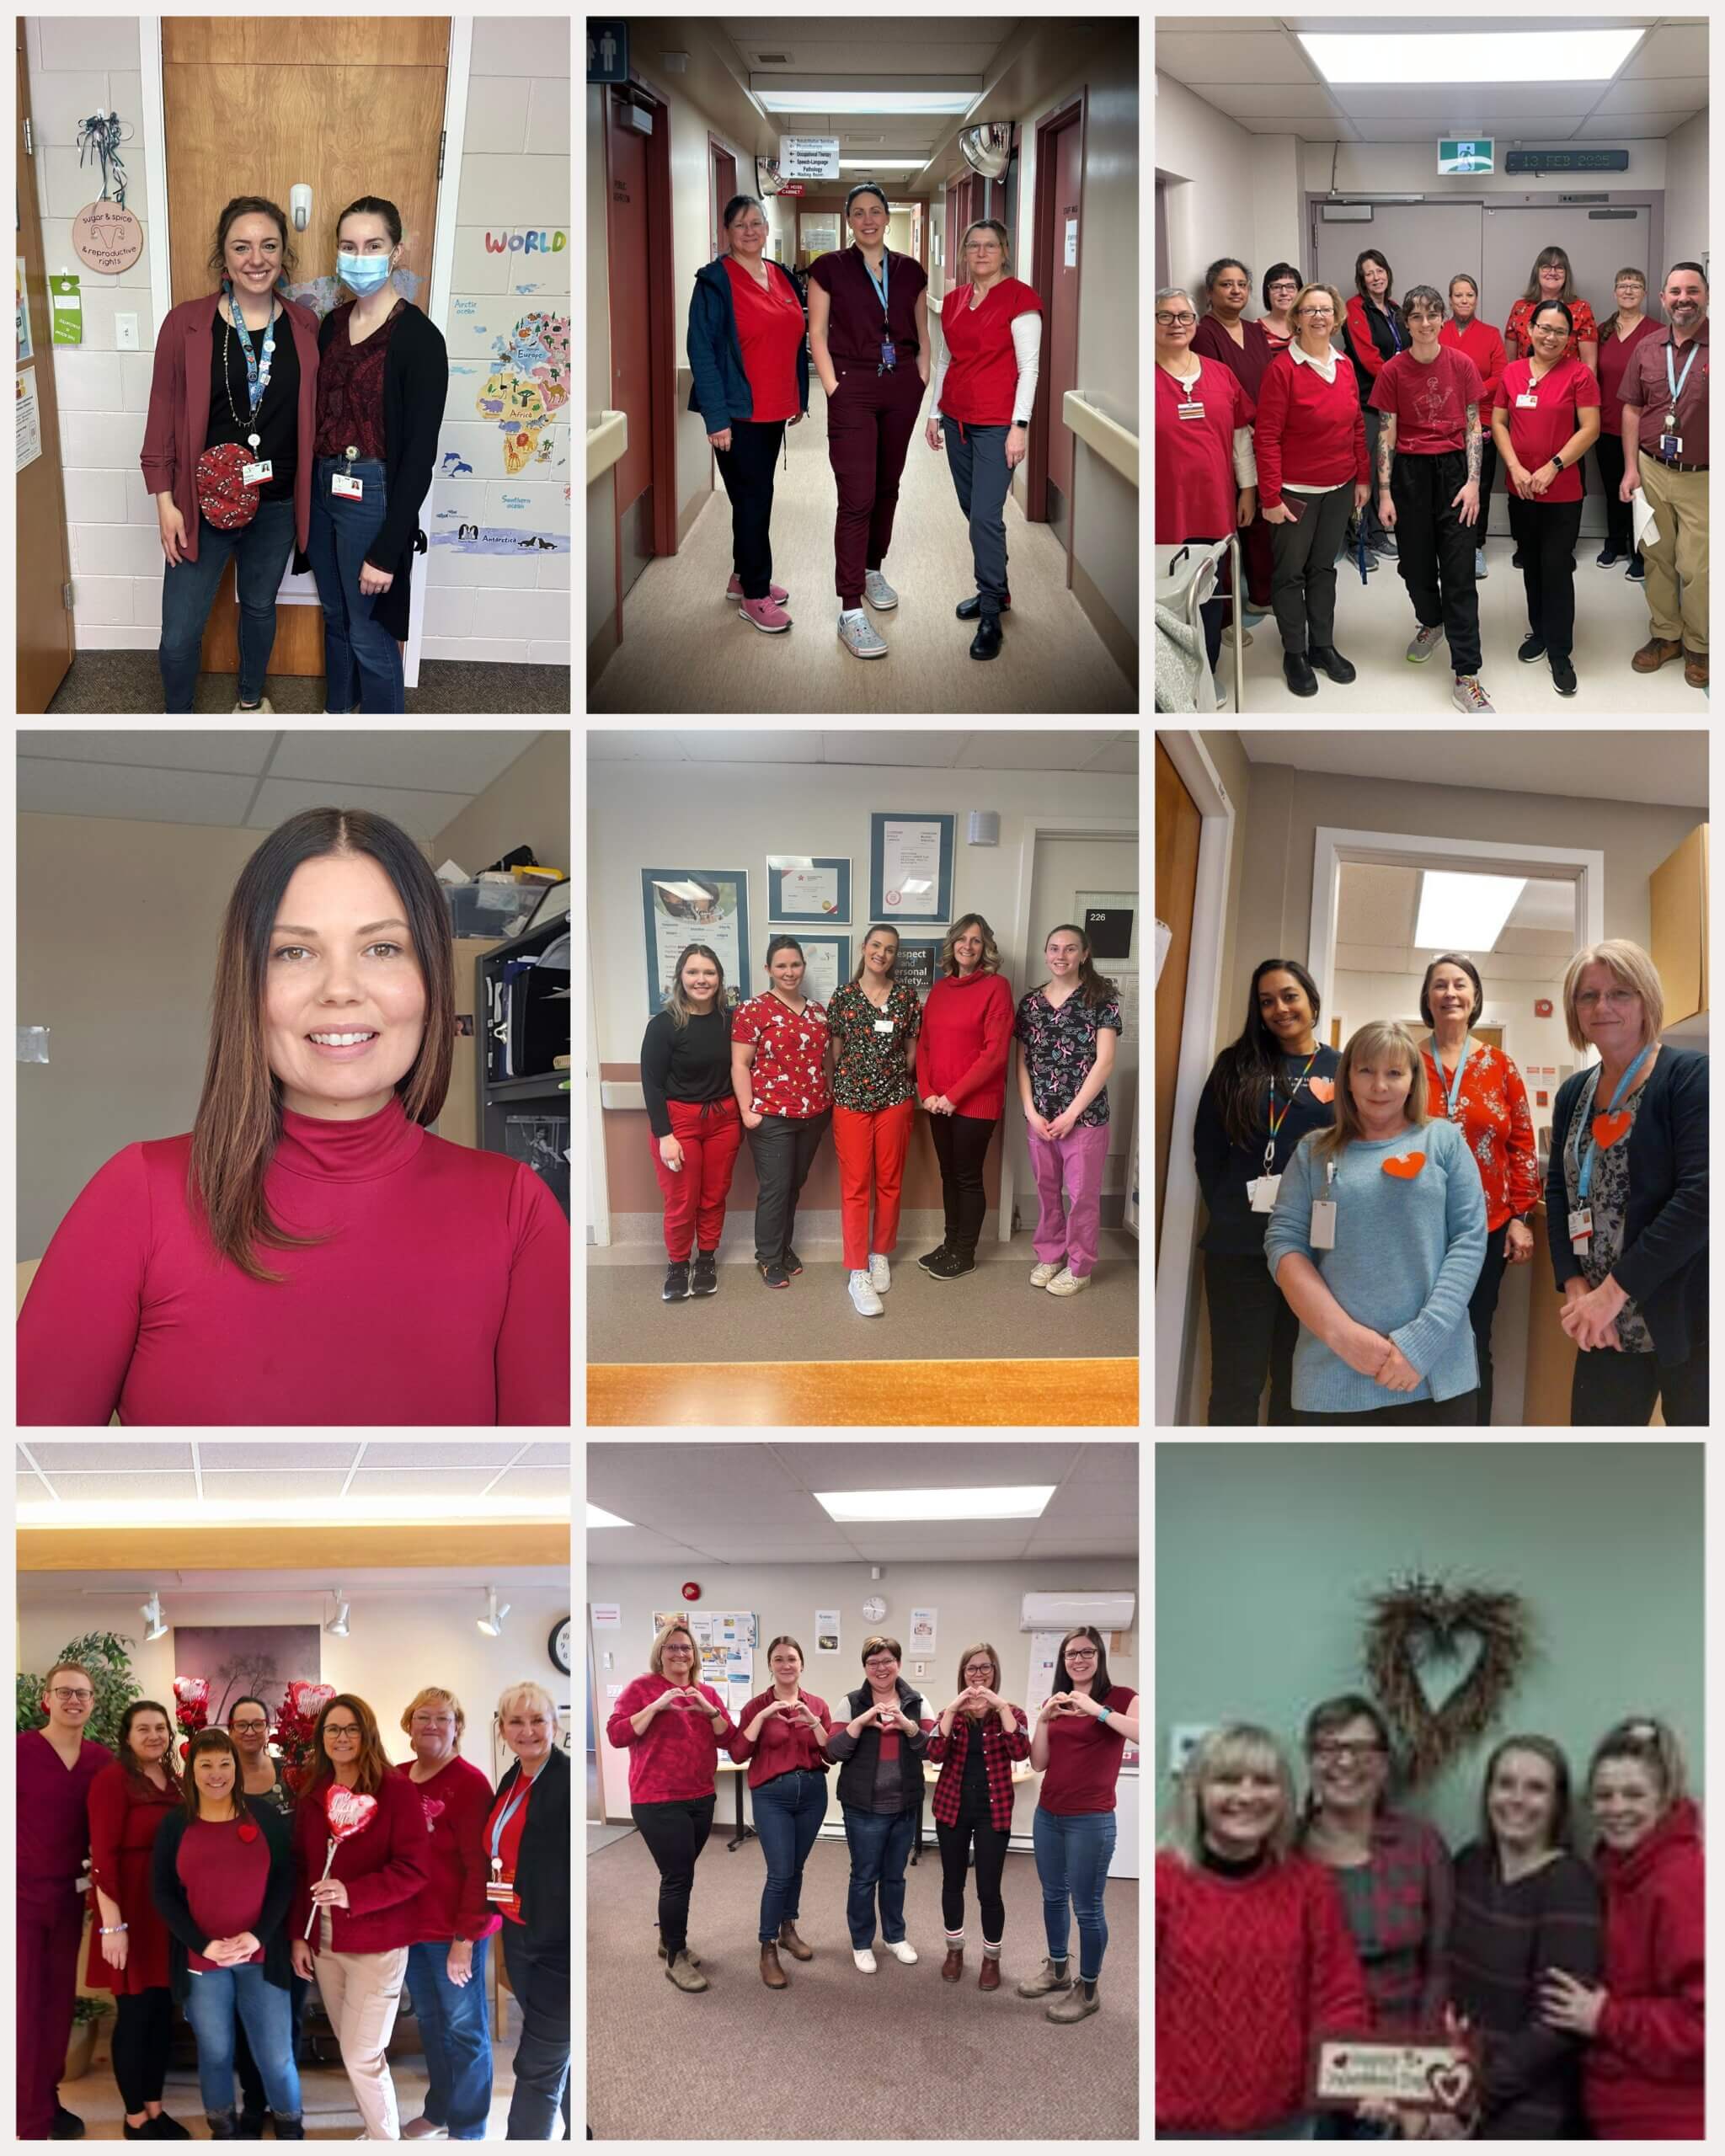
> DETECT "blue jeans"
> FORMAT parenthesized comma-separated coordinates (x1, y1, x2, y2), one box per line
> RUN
(158, 496, 297, 712)
(181, 1962, 302, 2121)
(840, 1802, 916, 1950)
(751, 1770, 827, 1941)
(1033, 1806, 1116, 1980)
(306, 454, 405, 712)
(405, 1937, 493, 2139)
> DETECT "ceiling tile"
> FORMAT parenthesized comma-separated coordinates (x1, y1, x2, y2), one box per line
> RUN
(267, 732, 543, 793)
(248, 777, 483, 840)
(19, 760, 259, 825)
(18, 731, 274, 771)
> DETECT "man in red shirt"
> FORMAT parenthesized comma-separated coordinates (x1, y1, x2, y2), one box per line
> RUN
(1370, 286, 1493, 713)
(1619, 263, 1709, 689)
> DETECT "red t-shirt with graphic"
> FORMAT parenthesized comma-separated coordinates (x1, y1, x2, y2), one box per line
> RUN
(1369, 346, 1484, 455)
(730, 992, 832, 1120)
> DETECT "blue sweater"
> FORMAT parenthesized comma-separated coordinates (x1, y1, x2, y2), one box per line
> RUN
(1264, 1118, 1487, 1412)
(686, 257, 809, 437)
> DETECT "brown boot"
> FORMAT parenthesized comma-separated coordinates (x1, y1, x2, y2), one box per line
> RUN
(978, 1953, 1001, 1990)
(1685, 649, 1708, 689)
(664, 1949, 708, 1992)
(760, 1941, 788, 1988)
(941, 1945, 964, 1983)
(1632, 635, 1683, 673)
(777, 1920, 813, 1961)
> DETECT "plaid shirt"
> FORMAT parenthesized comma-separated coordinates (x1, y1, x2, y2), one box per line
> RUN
(925, 1705, 1031, 1834)
(1301, 1807, 1453, 2031)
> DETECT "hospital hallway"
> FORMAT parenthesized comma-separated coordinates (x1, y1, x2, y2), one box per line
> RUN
(586, 17, 1140, 713)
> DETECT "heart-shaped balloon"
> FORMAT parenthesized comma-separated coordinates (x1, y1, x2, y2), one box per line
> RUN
(298, 1684, 336, 1715)
(324, 1785, 378, 1841)
(1307, 1075, 1335, 1104)
(1381, 1151, 1426, 1180)
(1591, 1109, 1632, 1150)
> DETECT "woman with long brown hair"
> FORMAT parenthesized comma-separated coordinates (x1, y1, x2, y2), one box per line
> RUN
(926, 1642, 1029, 1989)
(825, 924, 920, 1318)
(1013, 923, 1124, 1295)
(916, 913, 1015, 1279)
(642, 942, 740, 1303)
(18, 808, 569, 1426)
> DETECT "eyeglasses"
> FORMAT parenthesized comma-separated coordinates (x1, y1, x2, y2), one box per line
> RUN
(230, 1720, 268, 1734)
(1155, 311, 1196, 328)
(50, 1689, 94, 1702)
(1576, 990, 1638, 1011)
(1296, 307, 1334, 320)
(1268, 282, 1299, 295)
(324, 1723, 362, 1737)
(1065, 1649, 1098, 1662)
(1406, 313, 1443, 324)
(1312, 1740, 1386, 1762)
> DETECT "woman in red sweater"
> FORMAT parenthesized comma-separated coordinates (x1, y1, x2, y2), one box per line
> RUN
(1539, 1716, 1703, 2139)
(1439, 275, 1508, 581)
(606, 1622, 735, 1993)
(728, 1635, 832, 1988)
(288, 1694, 430, 2141)
(17, 807, 569, 1426)
(915, 914, 1014, 1279)
(1156, 1722, 1373, 2137)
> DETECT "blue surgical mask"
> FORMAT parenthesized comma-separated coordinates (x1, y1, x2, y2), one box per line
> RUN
(338, 252, 394, 296)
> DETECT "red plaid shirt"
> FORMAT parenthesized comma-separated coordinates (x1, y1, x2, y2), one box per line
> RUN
(925, 1705, 1030, 1833)
(1300, 1807, 1453, 2031)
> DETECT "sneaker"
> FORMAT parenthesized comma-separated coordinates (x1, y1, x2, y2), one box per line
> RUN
(1594, 546, 1624, 569)
(1551, 655, 1578, 696)
(1518, 632, 1547, 664)
(1511, 549, 1525, 569)
(727, 573, 788, 602)
(853, 1947, 878, 1972)
(662, 1260, 692, 1302)
(1450, 674, 1496, 713)
(838, 608, 888, 659)
(885, 1939, 918, 1964)
(862, 568, 898, 609)
(1406, 622, 1444, 664)
(401, 2123, 449, 2141)
(1373, 533, 1398, 556)
(868, 1252, 890, 1293)
(916, 1243, 950, 1271)
(1030, 1260, 1065, 1288)
(232, 697, 275, 714)
(1626, 554, 1645, 581)
(784, 1246, 803, 1276)
(738, 595, 793, 632)
(1474, 547, 1487, 579)
(690, 1250, 718, 1296)
(1045, 1267, 1091, 1297)
(848, 1269, 884, 1316)
(926, 1248, 976, 1279)
(758, 1259, 790, 1289)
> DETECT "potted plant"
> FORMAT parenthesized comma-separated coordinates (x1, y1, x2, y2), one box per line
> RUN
(17, 1630, 140, 1753)
(64, 1994, 113, 2081)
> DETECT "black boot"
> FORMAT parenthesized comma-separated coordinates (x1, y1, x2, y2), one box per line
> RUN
(232, 2108, 267, 2139)
(271, 2122, 306, 2142)
(148, 2116, 194, 2141)
(1307, 643, 1356, 683)
(1282, 649, 1318, 696)
(205, 2116, 238, 2143)
(662, 1259, 692, 1302)
(51, 2110, 86, 2142)
(690, 1249, 718, 1295)
(956, 592, 1011, 619)
(969, 616, 1003, 660)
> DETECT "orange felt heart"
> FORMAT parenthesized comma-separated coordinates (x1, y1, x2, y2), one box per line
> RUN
(1306, 1076, 1335, 1103)
(1381, 1151, 1426, 1180)
(1592, 1109, 1632, 1149)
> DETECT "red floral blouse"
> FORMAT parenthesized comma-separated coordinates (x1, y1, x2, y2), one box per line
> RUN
(1418, 1041, 1540, 1234)
(731, 991, 832, 1120)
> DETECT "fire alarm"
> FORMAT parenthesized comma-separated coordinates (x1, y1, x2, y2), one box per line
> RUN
(681, 1582, 700, 1602)
(1535, 999, 1552, 1018)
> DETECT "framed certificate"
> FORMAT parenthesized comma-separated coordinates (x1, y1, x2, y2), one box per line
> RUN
(869, 814, 953, 924)
(789, 936, 850, 1008)
(767, 855, 851, 924)
(641, 868, 750, 1013)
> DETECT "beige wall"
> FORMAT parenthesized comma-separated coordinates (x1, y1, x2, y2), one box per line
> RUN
(586, 84, 617, 666)
(430, 732, 570, 882)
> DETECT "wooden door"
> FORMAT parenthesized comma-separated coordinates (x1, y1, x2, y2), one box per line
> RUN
(1044, 108, 1083, 552)
(16, 26, 75, 712)
(162, 17, 449, 681)
(1154, 737, 1202, 1262)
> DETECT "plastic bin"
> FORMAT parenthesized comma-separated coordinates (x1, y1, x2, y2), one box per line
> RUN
(442, 879, 539, 937)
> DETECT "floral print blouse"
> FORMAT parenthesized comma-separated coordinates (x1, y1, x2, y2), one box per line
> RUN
(1014, 986, 1124, 1126)
(730, 990, 832, 1120)
(825, 980, 920, 1113)
(1560, 1066, 1653, 1353)
(1418, 1041, 1541, 1235)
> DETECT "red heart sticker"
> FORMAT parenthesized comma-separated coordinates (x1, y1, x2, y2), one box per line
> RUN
(1592, 1109, 1632, 1149)
(1381, 1151, 1426, 1180)
(420, 1796, 446, 1833)
(1306, 1076, 1335, 1103)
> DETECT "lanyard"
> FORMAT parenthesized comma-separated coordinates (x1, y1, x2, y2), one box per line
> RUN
(223, 280, 277, 418)
(862, 248, 889, 316)
(1428, 1034, 1469, 1122)
(489, 1774, 531, 1863)
(1266, 1051, 1319, 1144)
(1664, 338, 1699, 411)
(1577, 1043, 1652, 1199)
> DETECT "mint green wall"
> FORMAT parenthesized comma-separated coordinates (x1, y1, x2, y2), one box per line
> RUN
(1155, 1443, 1704, 1849)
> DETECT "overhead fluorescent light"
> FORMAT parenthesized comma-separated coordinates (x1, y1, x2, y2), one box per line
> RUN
(1413, 871, 1525, 953)
(759, 91, 978, 115)
(837, 161, 927, 172)
(814, 1486, 1055, 1523)
(588, 1503, 632, 1528)
(1299, 29, 1643, 85)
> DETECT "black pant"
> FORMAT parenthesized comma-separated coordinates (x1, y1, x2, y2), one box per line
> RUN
(1507, 494, 1584, 659)
(1594, 430, 1633, 552)
(632, 1793, 717, 1958)
(1204, 1248, 1299, 1425)
(1468, 1227, 1512, 1425)
(1571, 1343, 1707, 1427)
(713, 419, 787, 600)
(935, 1802, 1010, 1942)
(499, 1921, 570, 2140)
(1268, 479, 1354, 654)
(112, 1988, 174, 2111)
(234, 1972, 308, 2114)
(1391, 448, 1481, 674)
(747, 1109, 831, 1265)
(1475, 429, 1499, 541)
(1293, 1390, 1479, 1425)
(930, 1112, 996, 1257)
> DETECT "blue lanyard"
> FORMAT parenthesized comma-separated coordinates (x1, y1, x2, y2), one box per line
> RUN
(1428, 1034, 1469, 1122)
(1578, 1044, 1652, 1199)
(1664, 339, 1699, 411)
(224, 280, 277, 418)
(862, 248, 889, 316)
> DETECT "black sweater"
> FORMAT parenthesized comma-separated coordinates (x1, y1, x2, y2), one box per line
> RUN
(150, 1801, 297, 2006)
(640, 1006, 734, 1138)
(825, 1679, 930, 1814)
(499, 1746, 569, 1971)
(1545, 1043, 1708, 1363)
(1194, 1043, 1342, 1256)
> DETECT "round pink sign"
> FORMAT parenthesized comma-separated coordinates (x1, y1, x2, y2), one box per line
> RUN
(72, 200, 144, 275)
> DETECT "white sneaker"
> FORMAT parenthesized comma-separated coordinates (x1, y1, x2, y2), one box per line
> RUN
(1030, 1261, 1064, 1288)
(1045, 1267, 1091, 1297)
(868, 1251, 891, 1293)
(886, 1938, 918, 1964)
(848, 1270, 884, 1317)
(853, 1947, 878, 1972)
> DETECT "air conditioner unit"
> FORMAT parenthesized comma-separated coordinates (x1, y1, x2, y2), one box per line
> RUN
(1018, 1590, 1135, 1635)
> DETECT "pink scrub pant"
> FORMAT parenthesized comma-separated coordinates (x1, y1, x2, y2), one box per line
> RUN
(1026, 1123, 1111, 1277)
(18, 1892, 84, 2136)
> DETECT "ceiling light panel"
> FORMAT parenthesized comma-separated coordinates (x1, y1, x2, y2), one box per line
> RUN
(1298, 30, 1644, 84)
(22, 1441, 196, 1473)
(1413, 872, 1526, 953)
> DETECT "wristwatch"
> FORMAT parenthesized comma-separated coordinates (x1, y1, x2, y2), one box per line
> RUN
(1551, 451, 1565, 470)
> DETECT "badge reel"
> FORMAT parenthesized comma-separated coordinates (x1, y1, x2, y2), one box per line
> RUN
(1659, 413, 1683, 458)
(1309, 1160, 1338, 1251)
(242, 430, 272, 488)
(332, 445, 364, 500)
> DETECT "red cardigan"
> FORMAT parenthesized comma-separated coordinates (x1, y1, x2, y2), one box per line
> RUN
(290, 1768, 430, 1957)
(141, 291, 320, 563)
(85, 1762, 179, 1993)
(1584, 1799, 1704, 2140)
(393, 1757, 502, 1946)
(915, 971, 1015, 1119)
(1251, 349, 1370, 509)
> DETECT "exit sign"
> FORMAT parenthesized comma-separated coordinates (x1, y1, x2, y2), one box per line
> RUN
(1439, 138, 1495, 174)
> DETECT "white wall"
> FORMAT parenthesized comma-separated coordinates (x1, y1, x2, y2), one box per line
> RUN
(1662, 109, 1708, 275)
(1155, 72, 1259, 315)
(1331, 965, 1575, 1079)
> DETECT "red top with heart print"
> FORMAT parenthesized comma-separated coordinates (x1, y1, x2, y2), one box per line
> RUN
(727, 1689, 833, 1789)
(393, 1754, 502, 1946)
(1038, 1686, 1137, 1815)
(606, 1674, 736, 1804)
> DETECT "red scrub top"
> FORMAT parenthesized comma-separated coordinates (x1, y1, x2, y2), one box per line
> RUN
(721, 256, 804, 424)
(1492, 356, 1602, 501)
(937, 276, 1041, 425)
(1505, 293, 1598, 363)
(1594, 314, 1661, 435)
(1190, 312, 1277, 405)
(1156, 359, 1252, 542)
(807, 246, 926, 366)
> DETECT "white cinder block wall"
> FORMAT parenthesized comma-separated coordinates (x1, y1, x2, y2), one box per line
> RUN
(27, 16, 570, 666)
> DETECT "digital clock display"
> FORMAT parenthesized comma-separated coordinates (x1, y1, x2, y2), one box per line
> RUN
(1504, 149, 1629, 174)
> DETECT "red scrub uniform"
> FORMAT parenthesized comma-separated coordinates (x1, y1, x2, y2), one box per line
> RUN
(1493, 356, 1602, 500)
(17, 1729, 112, 2137)
(809, 246, 928, 608)
(1156, 358, 1254, 544)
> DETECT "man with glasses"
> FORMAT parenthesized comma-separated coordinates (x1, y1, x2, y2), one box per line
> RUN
(19, 1662, 113, 2140)
(1156, 285, 1258, 689)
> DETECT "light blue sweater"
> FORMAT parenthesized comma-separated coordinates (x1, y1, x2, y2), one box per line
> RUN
(1263, 1118, 1487, 1412)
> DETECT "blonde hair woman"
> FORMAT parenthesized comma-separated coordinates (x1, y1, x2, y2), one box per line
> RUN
(1264, 1018, 1486, 1422)
(1548, 940, 1706, 1425)
(915, 914, 1014, 1277)
(487, 1681, 569, 2135)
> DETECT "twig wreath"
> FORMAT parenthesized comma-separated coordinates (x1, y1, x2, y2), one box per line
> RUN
(1363, 1574, 1532, 1784)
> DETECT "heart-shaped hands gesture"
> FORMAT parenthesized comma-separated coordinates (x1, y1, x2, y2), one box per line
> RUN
(1040, 1691, 1092, 1721)
(874, 1700, 905, 1732)
(664, 1685, 713, 1714)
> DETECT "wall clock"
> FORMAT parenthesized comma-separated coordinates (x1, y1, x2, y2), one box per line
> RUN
(549, 1618, 571, 1674)
(862, 1596, 887, 1624)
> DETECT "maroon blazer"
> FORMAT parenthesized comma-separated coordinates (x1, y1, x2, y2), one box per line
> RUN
(141, 291, 321, 564)
(289, 1767, 430, 1957)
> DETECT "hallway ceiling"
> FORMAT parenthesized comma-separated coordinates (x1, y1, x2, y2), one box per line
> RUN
(589, 729, 1138, 772)
(1235, 728, 1706, 808)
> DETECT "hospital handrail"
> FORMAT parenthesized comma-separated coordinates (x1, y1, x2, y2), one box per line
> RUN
(1062, 392, 1138, 487)
(587, 410, 628, 484)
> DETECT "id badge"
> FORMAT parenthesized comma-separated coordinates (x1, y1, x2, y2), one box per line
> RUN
(242, 459, 273, 486)
(1178, 401, 1205, 421)
(873, 1017, 895, 1034)
(332, 473, 365, 499)
(1659, 434, 1683, 457)
(1515, 392, 1539, 409)
(1248, 1173, 1281, 1214)
(1568, 1205, 1593, 1249)
(1309, 1198, 1338, 1251)
(880, 337, 896, 370)
(484, 1876, 515, 1904)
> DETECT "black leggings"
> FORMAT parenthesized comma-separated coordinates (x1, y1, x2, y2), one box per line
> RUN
(111, 1988, 174, 2111)
(632, 1794, 717, 1957)
(930, 1112, 996, 1258)
(1204, 1248, 1299, 1425)
(935, 1806, 1010, 1942)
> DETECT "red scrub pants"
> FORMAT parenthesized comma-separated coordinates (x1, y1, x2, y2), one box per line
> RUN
(649, 1097, 743, 1261)
(18, 1891, 84, 2137)
(832, 1100, 915, 1271)
(826, 360, 924, 607)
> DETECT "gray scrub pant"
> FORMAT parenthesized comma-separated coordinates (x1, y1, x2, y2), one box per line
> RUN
(943, 420, 1012, 616)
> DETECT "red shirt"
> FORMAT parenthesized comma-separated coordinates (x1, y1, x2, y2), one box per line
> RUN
(1493, 356, 1602, 501)
(1418, 1042, 1541, 1233)
(1251, 348, 1369, 508)
(1586, 1799, 1704, 2139)
(606, 1675, 734, 1804)
(914, 971, 1015, 1118)
(85, 1763, 179, 1993)
(483, 1772, 532, 1925)
(1370, 345, 1484, 454)
(289, 1769, 431, 1957)
(727, 1689, 832, 1789)
(180, 1817, 270, 1972)
(1156, 358, 1252, 542)
(312, 299, 401, 459)
(1505, 292, 1599, 363)
(1037, 1686, 1136, 1815)
(937, 276, 1040, 426)
(730, 990, 832, 1119)
(1438, 317, 1507, 423)
(1593, 314, 1661, 435)
(1190, 312, 1277, 405)
(720, 256, 804, 424)
(1623, 318, 1709, 464)
(393, 1756, 502, 1945)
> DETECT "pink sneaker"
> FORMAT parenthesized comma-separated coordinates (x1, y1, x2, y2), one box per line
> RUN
(738, 595, 793, 633)
(728, 574, 789, 604)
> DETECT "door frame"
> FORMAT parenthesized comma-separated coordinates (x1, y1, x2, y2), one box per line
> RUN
(1028, 89, 1086, 538)
(707, 133, 740, 263)
(606, 72, 677, 622)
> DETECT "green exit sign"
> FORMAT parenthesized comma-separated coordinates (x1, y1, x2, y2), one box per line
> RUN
(1439, 138, 1495, 174)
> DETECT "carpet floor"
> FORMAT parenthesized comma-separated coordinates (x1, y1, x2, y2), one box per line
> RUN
(41, 651, 572, 714)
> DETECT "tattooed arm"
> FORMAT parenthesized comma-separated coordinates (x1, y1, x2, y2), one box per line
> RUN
(1465, 403, 1482, 487)
(1375, 413, 1397, 493)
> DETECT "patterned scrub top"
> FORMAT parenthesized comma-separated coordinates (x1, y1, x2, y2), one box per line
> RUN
(825, 980, 920, 1113)
(1560, 1065, 1653, 1353)
(1013, 987, 1124, 1126)
(730, 990, 833, 1120)
(1418, 1042, 1541, 1234)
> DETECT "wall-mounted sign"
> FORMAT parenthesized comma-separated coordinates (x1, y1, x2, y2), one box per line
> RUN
(72, 200, 142, 275)
(779, 136, 841, 180)
(1438, 138, 1495, 175)
(1504, 148, 1629, 174)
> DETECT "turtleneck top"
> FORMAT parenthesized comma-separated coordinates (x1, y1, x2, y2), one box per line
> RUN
(18, 1095, 569, 1426)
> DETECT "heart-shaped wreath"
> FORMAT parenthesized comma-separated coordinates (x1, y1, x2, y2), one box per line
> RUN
(1363, 1575, 1532, 1785)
